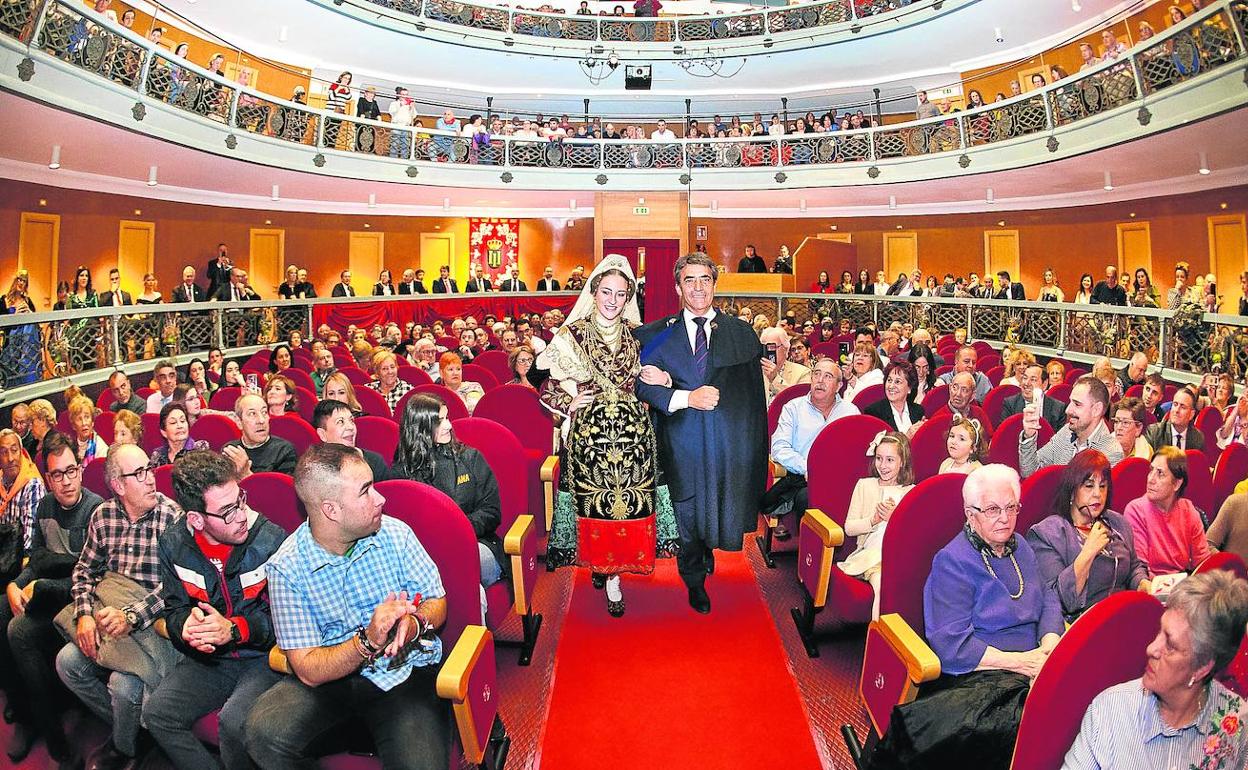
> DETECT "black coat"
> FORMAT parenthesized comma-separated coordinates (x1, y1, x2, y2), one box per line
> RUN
(205, 258, 233, 297)
(995, 284, 1026, 301)
(432, 278, 459, 294)
(398, 281, 427, 295)
(464, 278, 493, 293)
(99, 290, 133, 307)
(536, 278, 561, 291)
(1000, 393, 1067, 431)
(862, 398, 925, 431)
(213, 283, 260, 302)
(499, 279, 528, 292)
(371, 282, 395, 296)
(635, 311, 767, 550)
(331, 283, 357, 297)
(171, 283, 207, 303)
(736, 255, 767, 274)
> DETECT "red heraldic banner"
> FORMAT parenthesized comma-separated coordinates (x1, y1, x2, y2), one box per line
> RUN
(470, 218, 519, 284)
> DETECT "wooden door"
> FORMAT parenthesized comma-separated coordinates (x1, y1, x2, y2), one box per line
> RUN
(883, 232, 918, 282)
(17, 212, 59, 310)
(420, 233, 457, 286)
(117, 220, 155, 296)
(1208, 215, 1246, 310)
(249, 229, 285, 296)
(983, 229, 1021, 281)
(348, 231, 385, 294)
(1116, 222, 1152, 278)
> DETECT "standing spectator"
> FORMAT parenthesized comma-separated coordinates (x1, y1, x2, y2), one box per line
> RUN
(1091, 266, 1127, 305)
(1124, 447, 1210, 578)
(1129, 268, 1160, 308)
(99, 268, 132, 308)
(205, 243, 233, 299)
(915, 90, 939, 120)
(387, 87, 416, 158)
(736, 245, 767, 273)
(1166, 262, 1191, 309)
(434, 109, 461, 160)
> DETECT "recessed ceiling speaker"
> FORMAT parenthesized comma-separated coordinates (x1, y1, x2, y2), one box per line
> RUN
(625, 65, 652, 91)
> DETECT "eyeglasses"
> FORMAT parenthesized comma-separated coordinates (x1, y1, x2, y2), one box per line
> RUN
(1113, 418, 1141, 427)
(968, 503, 1021, 521)
(203, 489, 248, 524)
(118, 463, 156, 484)
(48, 465, 81, 483)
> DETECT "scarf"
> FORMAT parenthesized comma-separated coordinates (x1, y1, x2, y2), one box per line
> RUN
(0, 454, 39, 520)
(963, 521, 1018, 559)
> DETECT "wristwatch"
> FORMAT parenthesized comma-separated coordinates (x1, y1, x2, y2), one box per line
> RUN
(123, 608, 140, 627)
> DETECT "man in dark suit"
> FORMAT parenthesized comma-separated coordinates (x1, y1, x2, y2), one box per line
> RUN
(330, 270, 356, 297)
(205, 243, 233, 298)
(431, 266, 458, 294)
(171, 266, 207, 304)
(536, 267, 560, 292)
(397, 268, 426, 295)
(498, 267, 528, 293)
(736, 245, 766, 273)
(635, 252, 767, 614)
(212, 268, 260, 302)
(99, 268, 133, 307)
(1000, 364, 1066, 430)
(994, 271, 1026, 301)
(1144, 387, 1204, 452)
(464, 265, 492, 293)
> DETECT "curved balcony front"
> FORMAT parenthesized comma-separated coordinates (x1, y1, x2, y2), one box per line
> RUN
(2, 0, 1247, 193)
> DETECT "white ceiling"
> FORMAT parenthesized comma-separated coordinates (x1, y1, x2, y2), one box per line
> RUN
(145, 0, 1135, 116)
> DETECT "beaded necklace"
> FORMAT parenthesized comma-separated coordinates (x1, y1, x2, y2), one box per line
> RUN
(981, 549, 1025, 601)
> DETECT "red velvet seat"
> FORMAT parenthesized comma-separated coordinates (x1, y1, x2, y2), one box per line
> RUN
(282, 368, 315, 393)
(353, 386, 393, 420)
(355, 416, 399, 461)
(95, 388, 117, 411)
(851, 383, 885, 412)
(474, 385, 560, 539)
(412, 384, 470, 421)
(239, 472, 304, 534)
(1064, 367, 1089, 385)
(154, 464, 174, 500)
(920, 385, 949, 418)
(140, 413, 163, 454)
(1213, 444, 1248, 516)
(909, 413, 955, 482)
(137, 387, 155, 399)
(811, 341, 839, 360)
(1163, 383, 1179, 402)
(269, 415, 317, 456)
(1017, 464, 1065, 535)
(767, 383, 811, 435)
(988, 413, 1054, 474)
(339, 367, 372, 387)
(934, 364, 954, 378)
(1124, 383, 1144, 398)
(982, 384, 1020, 428)
(295, 387, 318, 424)
(1195, 407, 1224, 467)
(331, 351, 355, 370)
(1046, 383, 1073, 404)
(208, 387, 242, 412)
(984, 365, 1006, 387)
(472, 350, 512, 386)
(82, 460, 109, 498)
(56, 411, 72, 436)
(190, 414, 241, 451)
(1194, 553, 1248, 697)
(461, 363, 500, 392)
(397, 365, 433, 388)
(1184, 448, 1214, 516)
(436, 336, 460, 351)
(93, 412, 116, 447)
(976, 355, 1001, 373)
(971, 341, 995, 358)
(1110, 456, 1150, 513)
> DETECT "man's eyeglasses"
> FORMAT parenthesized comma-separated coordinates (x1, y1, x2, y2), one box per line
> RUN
(48, 465, 81, 484)
(118, 463, 156, 484)
(203, 490, 248, 524)
(968, 503, 1021, 521)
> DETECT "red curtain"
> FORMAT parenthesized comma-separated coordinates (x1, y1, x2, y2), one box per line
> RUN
(603, 238, 681, 322)
(469, 218, 519, 284)
(312, 295, 577, 332)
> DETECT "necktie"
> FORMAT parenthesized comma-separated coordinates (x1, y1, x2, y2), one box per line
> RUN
(113, 293, 120, 307)
(232, 286, 239, 302)
(692, 317, 708, 380)
(1176, 431, 1183, 450)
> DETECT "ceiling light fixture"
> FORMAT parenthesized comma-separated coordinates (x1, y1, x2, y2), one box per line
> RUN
(986, 187, 995, 204)
(1103, 171, 1113, 191)
(569, 198, 577, 211)
(993, 26, 1004, 43)
(829, 224, 837, 231)
(888, 195, 897, 210)
(49, 145, 61, 169)
(799, 198, 807, 212)
(368, 193, 377, 208)
(996, 220, 1006, 227)
(1071, 0, 1081, 11)
(442, 197, 451, 211)
(270, 184, 280, 201)
(710, 200, 718, 212)
(1198, 151, 1210, 175)
(278, 25, 288, 42)
(147, 166, 158, 187)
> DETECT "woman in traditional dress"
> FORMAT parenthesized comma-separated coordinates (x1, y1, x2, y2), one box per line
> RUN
(1, 272, 39, 386)
(537, 255, 679, 617)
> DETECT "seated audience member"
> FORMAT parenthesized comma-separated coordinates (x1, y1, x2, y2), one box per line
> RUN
(267, 344, 293, 377)
(351, 340, 375, 371)
(509, 345, 537, 389)
(222, 394, 298, 478)
(842, 342, 884, 404)
(1064, 570, 1248, 768)
(940, 414, 987, 475)
(1026, 450, 1149, 623)
(788, 336, 811, 368)
(998, 348, 1036, 388)
(1090, 357, 1124, 403)
(1133, 374, 1165, 423)
(1112, 397, 1153, 459)
(766, 359, 859, 538)
(940, 372, 992, 428)
(1000, 363, 1066, 430)
(146, 450, 287, 770)
(876, 329, 902, 359)
(314, 399, 390, 483)
(760, 327, 811, 403)
(107, 371, 145, 414)
(838, 432, 916, 620)
(1091, 265, 1127, 306)
(322, 371, 364, 415)
(907, 344, 939, 404)
(1207, 492, 1248, 561)
(1044, 359, 1067, 391)
(67, 395, 108, 465)
(146, 360, 180, 414)
(23, 400, 55, 460)
(221, 360, 247, 390)
(455, 328, 479, 363)
(56, 444, 183, 770)
(1020, 376, 1123, 478)
(149, 402, 208, 466)
(0, 428, 45, 548)
(407, 337, 442, 382)
(1125, 447, 1211, 578)
(2, 433, 102, 762)
(867, 464, 1062, 768)
(863, 361, 925, 436)
(1118, 351, 1150, 392)
(112, 409, 143, 447)
(938, 345, 992, 402)
(311, 346, 337, 397)
(187, 358, 218, 398)
(264, 374, 299, 418)
(1145, 386, 1203, 452)
(367, 350, 414, 414)
(9, 404, 34, 461)
(244, 443, 451, 769)
(439, 353, 485, 414)
(392, 395, 504, 593)
(1216, 388, 1247, 448)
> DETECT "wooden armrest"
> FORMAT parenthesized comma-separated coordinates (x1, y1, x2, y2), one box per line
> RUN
(874, 613, 941, 684)
(539, 455, 559, 482)
(436, 625, 496, 765)
(803, 508, 845, 548)
(153, 618, 169, 639)
(540, 455, 560, 533)
(436, 624, 490, 702)
(268, 646, 292, 674)
(504, 514, 534, 556)
(769, 458, 787, 479)
(505, 515, 537, 615)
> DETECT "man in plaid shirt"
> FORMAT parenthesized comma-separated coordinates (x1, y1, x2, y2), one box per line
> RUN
(0, 428, 45, 549)
(55, 443, 183, 770)
(245, 443, 451, 769)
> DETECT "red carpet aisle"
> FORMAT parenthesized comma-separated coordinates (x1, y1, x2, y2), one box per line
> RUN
(537, 552, 824, 769)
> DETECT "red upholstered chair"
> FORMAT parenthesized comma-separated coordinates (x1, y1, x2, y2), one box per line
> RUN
(413, 384, 470, 422)
(245, 350, 270, 369)
(936, 334, 955, 348)
(93, 413, 116, 447)
(1214, 444, 1248, 516)
(921, 385, 949, 418)
(909, 412, 954, 482)
(1064, 367, 1090, 385)
(339, 367, 372, 387)
(355, 416, 399, 462)
(851, 384, 886, 412)
(1163, 384, 1179, 402)
(1017, 464, 1065, 536)
(82, 460, 109, 498)
(984, 365, 1006, 387)
(1009, 592, 1164, 770)
(354, 386, 393, 420)
(1194, 553, 1248, 697)
(1046, 383, 1073, 404)
(140, 413, 164, 454)
(988, 413, 1054, 474)
(461, 363, 500, 392)
(269, 415, 317, 456)
(767, 383, 811, 435)
(1184, 448, 1214, 517)
(291, 347, 313, 362)
(56, 411, 73, 436)
(1124, 383, 1144, 398)
(239, 472, 304, 534)
(1195, 407, 1224, 467)
(1111, 457, 1151, 513)
(295, 387, 318, 424)
(283, 368, 315, 393)
(970, 341, 994, 357)
(154, 464, 174, 501)
(473, 385, 560, 539)
(397, 365, 433, 388)
(137, 387, 155, 399)
(208, 387, 242, 412)
(930, 404, 993, 435)
(934, 364, 954, 378)
(1196, 551, 1248, 579)
(756, 383, 814, 567)
(982, 384, 1020, 427)
(976, 355, 1001, 373)
(453, 418, 543, 666)
(472, 351, 512, 386)
(331, 351, 354, 369)
(436, 336, 460, 350)
(95, 388, 116, 411)
(190, 414, 241, 451)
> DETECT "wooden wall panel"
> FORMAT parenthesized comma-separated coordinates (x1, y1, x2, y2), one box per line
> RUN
(1208, 215, 1247, 306)
(348, 231, 385, 292)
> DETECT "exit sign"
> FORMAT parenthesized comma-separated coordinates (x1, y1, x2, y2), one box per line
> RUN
(633, 206, 650, 215)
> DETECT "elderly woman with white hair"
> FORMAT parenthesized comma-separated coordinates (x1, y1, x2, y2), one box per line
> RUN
(865, 463, 1064, 768)
(759, 327, 810, 403)
(1064, 569, 1248, 768)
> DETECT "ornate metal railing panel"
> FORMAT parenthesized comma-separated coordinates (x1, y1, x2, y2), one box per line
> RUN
(237, 93, 320, 145)
(35, 0, 147, 90)
(143, 51, 234, 122)
(512, 11, 597, 40)
(872, 120, 961, 158)
(0, 0, 39, 40)
(1137, 8, 1242, 94)
(767, 1, 851, 33)
(678, 12, 766, 41)
(599, 17, 676, 42)
(321, 115, 401, 157)
(423, 0, 509, 31)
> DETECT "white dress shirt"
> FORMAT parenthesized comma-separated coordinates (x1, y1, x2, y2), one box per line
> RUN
(668, 309, 717, 413)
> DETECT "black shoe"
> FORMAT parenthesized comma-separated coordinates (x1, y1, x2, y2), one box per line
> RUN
(591, 573, 606, 590)
(6, 721, 35, 763)
(688, 585, 711, 614)
(774, 524, 792, 541)
(47, 730, 77, 766)
(705, 552, 716, 575)
(87, 740, 137, 770)
(607, 597, 625, 617)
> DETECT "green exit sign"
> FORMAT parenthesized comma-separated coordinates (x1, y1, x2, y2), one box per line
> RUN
(633, 206, 650, 215)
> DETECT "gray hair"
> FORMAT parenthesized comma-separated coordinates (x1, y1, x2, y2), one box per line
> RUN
(1167, 570, 1248, 678)
(294, 442, 365, 516)
(673, 252, 717, 283)
(962, 463, 1021, 509)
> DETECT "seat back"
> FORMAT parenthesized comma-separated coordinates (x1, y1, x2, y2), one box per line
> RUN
(397, 365, 433, 388)
(1017, 464, 1065, 536)
(1214, 444, 1248, 516)
(805, 414, 890, 561)
(452, 418, 528, 542)
(140, 413, 164, 453)
(353, 386, 393, 420)
(1011, 591, 1164, 770)
(1064, 367, 1089, 385)
(811, 341, 839, 360)
(767, 384, 811, 436)
(472, 350, 512, 386)
(988, 413, 1054, 473)
(1195, 407, 1224, 467)
(982, 384, 1020, 428)
(1124, 383, 1144, 398)
(239, 472, 304, 534)
(283, 368, 315, 393)
(1046, 383, 1073, 404)
(460, 363, 499, 392)
(921, 385, 949, 418)
(984, 365, 1006, 387)
(331, 351, 355, 370)
(356, 416, 399, 463)
(971, 341, 995, 358)
(339, 367, 372, 387)
(851, 384, 886, 412)
(96, 388, 116, 411)
(154, 464, 175, 500)
(1110, 456, 1150, 513)
(295, 387, 318, 424)
(1193, 552, 1248, 697)
(190, 414, 241, 451)
(94, 412, 116, 447)
(474, 385, 557, 455)
(269, 415, 317, 456)
(208, 387, 242, 412)
(976, 355, 1001, 373)
(82, 460, 110, 498)
(1184, 448, 1214, 517)
(909, 412, 954, 482)
(1195, 551, 1248, 579)
(413, 384, 470, 421)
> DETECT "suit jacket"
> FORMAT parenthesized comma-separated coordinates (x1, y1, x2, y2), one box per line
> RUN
(499, 279, 528, 292)
(397, 281, 427, 295)
(171, 283, 207, 304)
(99, 290, 133, 307)
(331, 283, 357, 297)
(862, 398, 925, 431)
(995, 284, 1026, 301)
(212, 283, 260, 302)
(205, 258, 232, 296)
(464, 278, 493, 293)
(1144, 421, 1205, 452)
(537, 278, 561, 291)
(1001, 393, 1066, 431)
(372, 283, 395, 296)
(432, 278, 458, 294)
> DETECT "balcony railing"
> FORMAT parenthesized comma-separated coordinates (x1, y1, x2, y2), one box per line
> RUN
(5, 0, 1244, 177)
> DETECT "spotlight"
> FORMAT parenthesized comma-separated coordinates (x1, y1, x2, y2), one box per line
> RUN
(1198, 151, 1210, 175)
(986, 187, 995, 204)
(799, 198, 807, 212)
(443, 197, 451, 211)
(147, 166, 158, 187)
(608, 51, 620, 70)
(1071, 0, 1081, 10)
(888, 195, 896, 210)
(710, 200, 718, 212)
(368, 193, 377, 208)
(569, 198, 577, 211)
(1103, 171, 1113, 191)
(994, 27, 1004, 43)
(49, 145, 61, 169)
(271, 184, 280, 201)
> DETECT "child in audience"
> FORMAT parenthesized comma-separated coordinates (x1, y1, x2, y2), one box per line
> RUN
(838, 431, 916, 620)
(939, 414, 986, 475)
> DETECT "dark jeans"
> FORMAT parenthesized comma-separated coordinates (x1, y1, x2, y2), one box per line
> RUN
(0, 598, 26, 720)
(146, 654, 281, 770)
(244, 663, 450, 770)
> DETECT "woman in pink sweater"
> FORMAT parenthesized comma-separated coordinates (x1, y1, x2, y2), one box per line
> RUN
(1124, 446, 1210, 577)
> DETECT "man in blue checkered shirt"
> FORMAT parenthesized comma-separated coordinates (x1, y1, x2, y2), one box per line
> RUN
(244, 443, 451, 769)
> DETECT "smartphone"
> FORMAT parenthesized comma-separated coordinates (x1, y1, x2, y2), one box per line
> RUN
(246, 372, 259, 391)
(765, 343, 778, 364)
(1032, 387, 1044, 409)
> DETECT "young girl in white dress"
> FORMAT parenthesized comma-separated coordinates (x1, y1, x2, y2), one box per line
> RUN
(939, 415, 987, 475)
